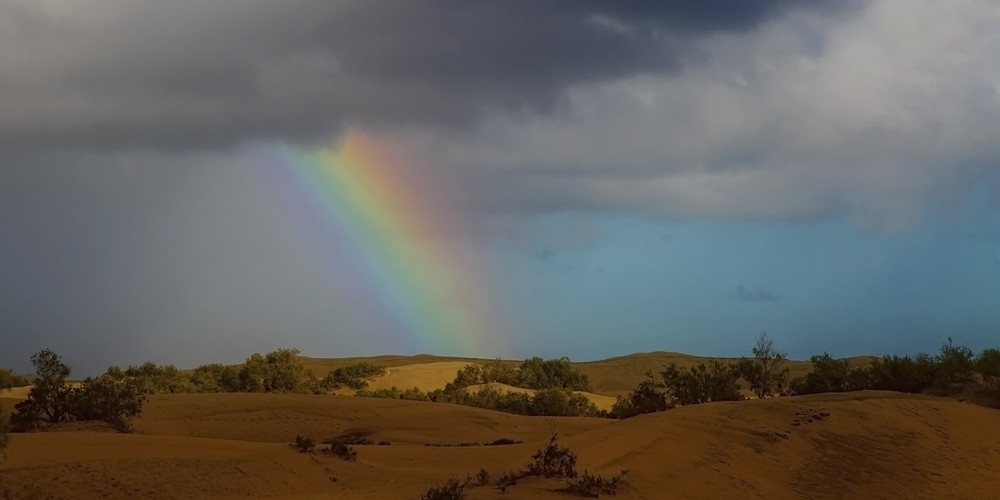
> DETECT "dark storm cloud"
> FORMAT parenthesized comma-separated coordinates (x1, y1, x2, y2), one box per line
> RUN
(0, 0, 845, 151)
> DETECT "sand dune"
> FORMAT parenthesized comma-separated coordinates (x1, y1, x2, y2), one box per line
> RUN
(4, 390, 1000, 499)
(365, 362, 474, 393)
(0, 386, 31, 400)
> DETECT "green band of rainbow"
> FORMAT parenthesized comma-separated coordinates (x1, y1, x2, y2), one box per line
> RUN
(251, 130, 506, 355)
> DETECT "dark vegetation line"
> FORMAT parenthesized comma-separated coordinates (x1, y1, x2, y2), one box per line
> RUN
(3, 333, 1000, 452)
(610, 333, 1000, 419)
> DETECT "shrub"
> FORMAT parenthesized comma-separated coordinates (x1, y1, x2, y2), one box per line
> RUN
(737, 332, 789, 398)
(976, 348, 1000, 400)
(10, 350, 147, 432)
(933, 338, 975, 394)
(11, 349, 75, 431)
(330, 442, 357, 461)
(485, 438, 521, 446)
(529, 388, 600, 417)
(475, 467, 490, 486)
(420, 477, 469, 500)
(188, 363, 241, 393)
(322, 363, 386, 391)
(610, 372, 670, 419)
(864, 354, 936, 393)
(517, 357, 591, 391)
(497, 470, 521, 489)
(356, 386, 429, 401)
(0, 369, 30, 390)
(292, 434, 316, 453)
(792, 353, 852, 394)
(525, 433, 577, 478)
(661, 361, 743, 405)
(564, 469, 630, 497)
(443, 357, 591, 394)
(122, 362, 191, 394)
(71, 374, 147, 431)
(1, 411, 9, 459)
(239, 348, 316, 393)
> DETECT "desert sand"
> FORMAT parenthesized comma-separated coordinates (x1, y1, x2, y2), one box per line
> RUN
(4, 363, 1000, 500)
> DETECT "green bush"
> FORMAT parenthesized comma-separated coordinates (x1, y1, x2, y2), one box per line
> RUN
(420, 477, 469, 500)
(120, 362, 191, 394)
(11, 349, 75, 431)
(736, 332, 790, 399)
(1, 411, 9, 459)
(933, 339, 975, 394)
(321, 362, 386, 390)
(564, 469, 630, 497)
(475, 467, 490, 486)
(356, 386, 429, 401)
(791, 353, 852, 394)
(188, 363, 242, 392)
(525, 433, 577, 478)
(976, 348, 1000, 399)
(864, 354, 936, 393)
(442, 357, 591, 394)
(239, 348, 316, 393)
(610, 372, 670, 419)
(292, 434, 316, 453)
(661, 361, 743, 405)
(10, 350, 146, 432)
(330, 442, 357, 461)
(70, 374, 147, 431)
(517, 357, 591, 391)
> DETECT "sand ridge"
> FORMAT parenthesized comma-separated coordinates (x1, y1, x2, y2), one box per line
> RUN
(4, 390, 1000, 499)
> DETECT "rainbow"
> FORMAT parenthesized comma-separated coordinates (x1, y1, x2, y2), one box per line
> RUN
(250, 130, 505, 355)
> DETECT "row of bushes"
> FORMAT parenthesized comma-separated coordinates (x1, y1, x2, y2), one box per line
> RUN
(9, 350, 146, 432)
(444, 357, 591, 392)
(356, 383, 605, 417)
(420, 433, 628, 499)
(612, 334, 1000, 419)
(76, 349, 384, 395)
(431, 385, 604, 417)
(793, 341, 1000, 399)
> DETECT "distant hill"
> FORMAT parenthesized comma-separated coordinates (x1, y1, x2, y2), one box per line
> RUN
(298, 351, 877, 396)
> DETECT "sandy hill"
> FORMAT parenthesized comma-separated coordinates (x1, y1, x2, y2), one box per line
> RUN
(300, 352, 875, 396)
(3, 391, 1000, 499)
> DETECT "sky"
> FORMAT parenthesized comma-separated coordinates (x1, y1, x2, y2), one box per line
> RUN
(2, 0, 999, 375)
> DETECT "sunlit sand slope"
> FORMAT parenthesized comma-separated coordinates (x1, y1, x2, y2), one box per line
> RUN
(3, 391, 998, 499)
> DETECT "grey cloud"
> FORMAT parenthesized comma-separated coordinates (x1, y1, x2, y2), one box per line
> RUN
(410, 0, 1000, 229)
(0, 0, 847, 151)
(733, 285, 779, 303)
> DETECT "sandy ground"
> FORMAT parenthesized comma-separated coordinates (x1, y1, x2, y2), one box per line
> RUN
(4, 390, 1000, 499)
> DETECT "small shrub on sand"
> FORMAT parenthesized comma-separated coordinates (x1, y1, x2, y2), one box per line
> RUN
(496, 470, 520, 491)
(563, 469, 630, 497)
(1, 411, 9, 458)
(292, 434, 316, 453)
(485, 438, 521, 446)
(420, 477, 469, 500)
(525, 433, 577, 478)
(475, 467, 490, 486)
(330, 442, 357, 461)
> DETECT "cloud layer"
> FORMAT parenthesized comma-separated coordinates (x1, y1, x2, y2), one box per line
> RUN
(0, 0, 845, 151)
